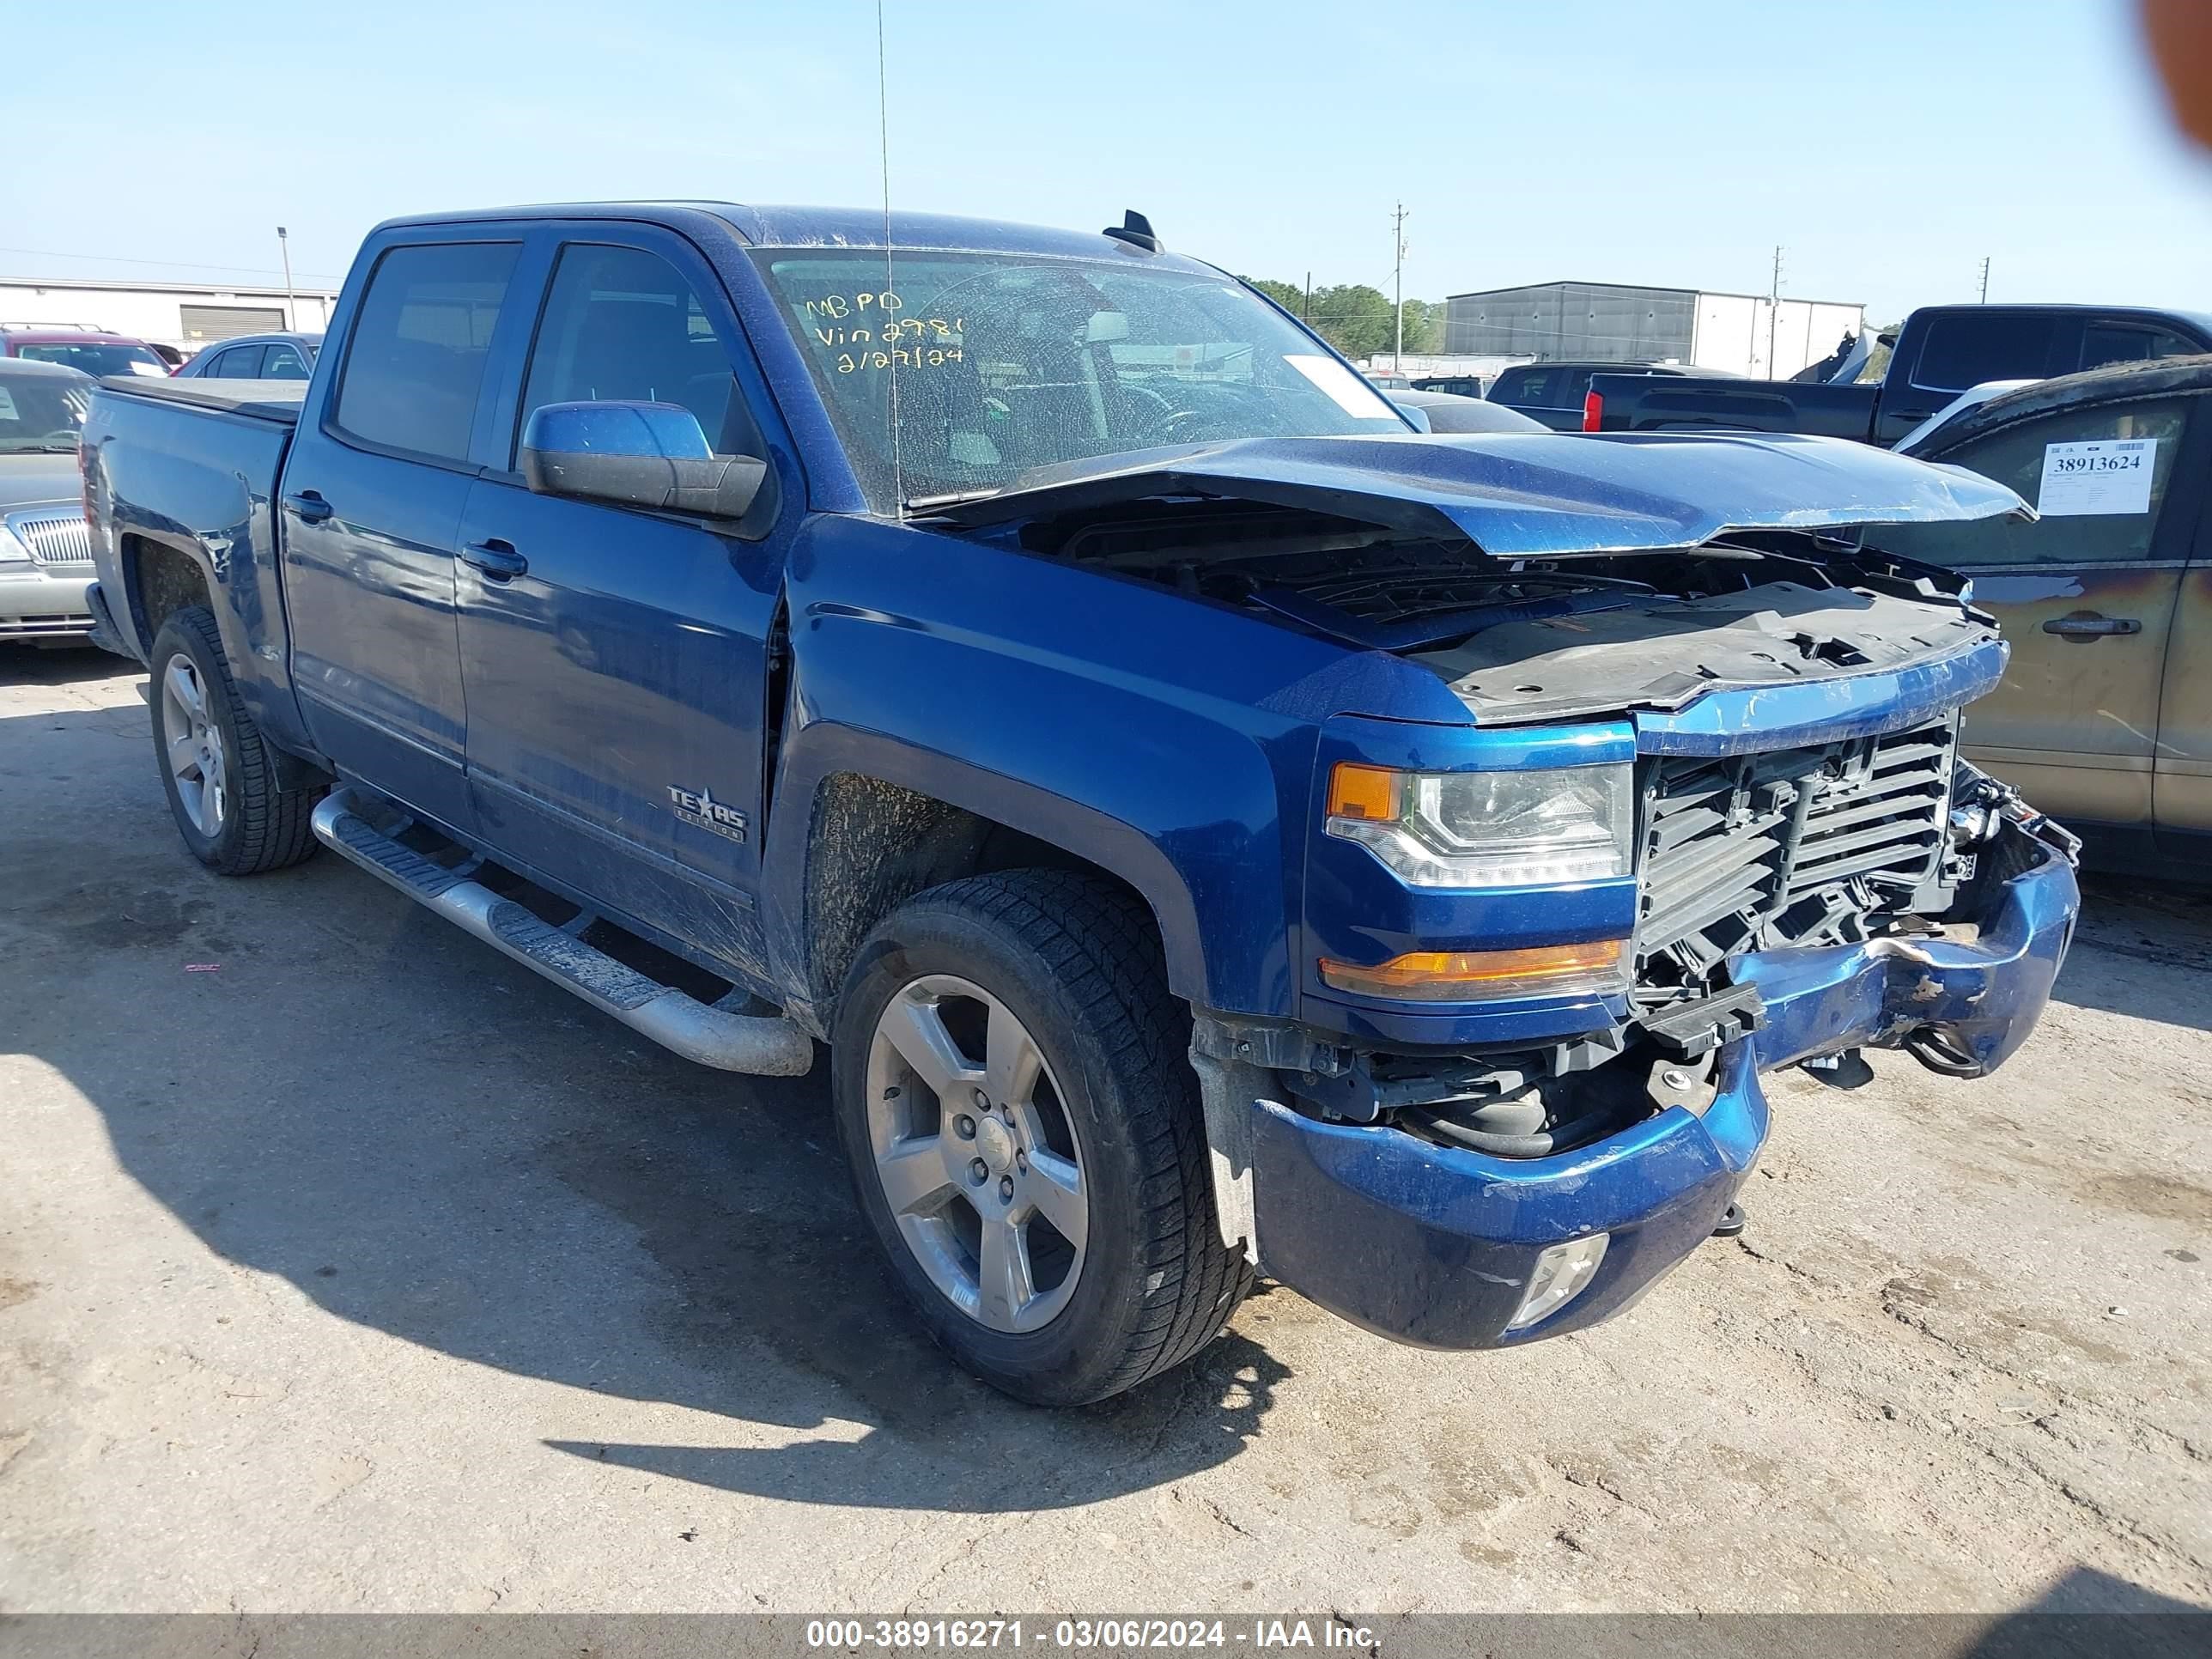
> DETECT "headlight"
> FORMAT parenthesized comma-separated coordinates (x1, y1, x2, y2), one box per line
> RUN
(1325, 761, 1634, 888)
(0, 524, 33, 568)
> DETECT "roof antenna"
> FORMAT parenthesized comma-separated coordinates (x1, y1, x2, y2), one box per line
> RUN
(877, 0, 905, 520)
(1103, 210, 1163, 254)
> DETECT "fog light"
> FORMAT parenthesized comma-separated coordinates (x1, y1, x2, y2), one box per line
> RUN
(1507, 1233, 1609, 1331)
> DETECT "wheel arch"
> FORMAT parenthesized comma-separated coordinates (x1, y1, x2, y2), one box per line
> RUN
(769, 733, 1210, 1039)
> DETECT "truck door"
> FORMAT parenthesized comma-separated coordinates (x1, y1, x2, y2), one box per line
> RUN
(278, 236, 525, 834)
(2154, 481, 2212, 854)
(453, 233, 787, 980)
(1885, 392, 2203, 830)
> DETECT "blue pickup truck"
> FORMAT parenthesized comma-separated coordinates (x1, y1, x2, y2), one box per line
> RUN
(80, 203, 2081, 1405)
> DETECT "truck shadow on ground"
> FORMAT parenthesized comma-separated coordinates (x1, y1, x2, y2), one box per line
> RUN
(3, 702, 1291, 1515)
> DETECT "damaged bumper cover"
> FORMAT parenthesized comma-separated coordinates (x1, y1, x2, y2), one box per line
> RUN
(1233, 817, 2078, 1350)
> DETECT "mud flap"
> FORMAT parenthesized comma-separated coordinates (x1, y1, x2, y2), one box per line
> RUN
(1188, 1048, 1265, 1264)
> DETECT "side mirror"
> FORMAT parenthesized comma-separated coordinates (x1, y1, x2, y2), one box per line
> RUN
(520, 401, 766, 521)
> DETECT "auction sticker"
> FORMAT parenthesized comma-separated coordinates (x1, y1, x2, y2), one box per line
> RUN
(2038, 437, 2156, 516)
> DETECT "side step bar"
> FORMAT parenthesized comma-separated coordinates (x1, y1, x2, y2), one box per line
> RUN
(311, 788, 814, 1077)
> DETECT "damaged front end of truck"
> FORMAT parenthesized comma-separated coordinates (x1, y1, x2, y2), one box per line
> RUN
(934, 429, 2081, 1348)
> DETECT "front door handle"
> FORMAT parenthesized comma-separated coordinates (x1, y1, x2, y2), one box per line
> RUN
(2042, 613, 2142, 640)
(283, 490, 334, 525)
(459, 539, 528, 580)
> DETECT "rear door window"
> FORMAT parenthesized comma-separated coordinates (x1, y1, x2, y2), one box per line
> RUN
(1494, 367, 1559, 407)
(335, 241, 520, 464)
(2079, 324, 2202, 373)
(1910, 313, 2057, 393)
(217, 344, 265, 377)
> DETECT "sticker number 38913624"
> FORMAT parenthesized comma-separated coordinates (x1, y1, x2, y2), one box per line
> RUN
(2037, 437, 2157, 517)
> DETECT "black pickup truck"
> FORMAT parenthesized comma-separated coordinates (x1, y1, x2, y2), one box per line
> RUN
(1584, 304, 2212, 447)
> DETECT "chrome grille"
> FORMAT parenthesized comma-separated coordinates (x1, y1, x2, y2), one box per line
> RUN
(1635, 719, 1956, 983)
(9, 510, 92, 568)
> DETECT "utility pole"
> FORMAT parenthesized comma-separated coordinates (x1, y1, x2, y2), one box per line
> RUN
(1977, 256, 1991, 303)
(276, 227, 296, 331)
(1304, 270, 1312, 324)
(1392, 202, 1410, 370)
(1765, 244, 1783, 378)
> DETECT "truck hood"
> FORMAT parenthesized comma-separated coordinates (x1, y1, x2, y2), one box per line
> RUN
(926, 430, 2028, 556)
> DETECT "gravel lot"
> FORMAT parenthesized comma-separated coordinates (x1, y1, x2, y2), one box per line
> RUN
(2, 649, 2208, 1618)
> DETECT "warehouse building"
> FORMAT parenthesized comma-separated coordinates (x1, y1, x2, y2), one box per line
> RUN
(1443, 280, 1865, 380)
(0, 276, 340, 354)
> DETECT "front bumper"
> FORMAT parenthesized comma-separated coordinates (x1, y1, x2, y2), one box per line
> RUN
(1247, 820, 2079, 1349)
(0, 566, 94, 641)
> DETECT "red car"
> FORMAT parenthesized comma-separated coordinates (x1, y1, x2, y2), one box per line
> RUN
(0, 325, 173, 379)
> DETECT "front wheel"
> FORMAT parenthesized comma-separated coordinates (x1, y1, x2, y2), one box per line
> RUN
(831, 871, 1251, 1405)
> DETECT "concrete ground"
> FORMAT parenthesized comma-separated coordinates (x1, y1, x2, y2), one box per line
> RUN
(1, 648, 2208, 1618)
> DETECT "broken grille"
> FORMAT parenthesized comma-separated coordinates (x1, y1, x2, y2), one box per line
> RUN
(1633, 719, 1957, 985)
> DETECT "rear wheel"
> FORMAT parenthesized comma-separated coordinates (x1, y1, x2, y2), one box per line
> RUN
(831, 870, 1251, 1405)
(149, 605, 321, 875)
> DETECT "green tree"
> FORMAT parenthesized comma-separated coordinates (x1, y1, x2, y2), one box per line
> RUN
(1240, 276, 1308, 319)
(1239, 277, 1448, 362)
(1302, 283, 1395, 360)
(1395, 298, 1445, 356)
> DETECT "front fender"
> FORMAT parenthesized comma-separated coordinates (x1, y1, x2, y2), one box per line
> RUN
(763, 514, 1468, 1018)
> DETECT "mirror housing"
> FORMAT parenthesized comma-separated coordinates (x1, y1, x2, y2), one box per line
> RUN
(520, 401, 766, 521)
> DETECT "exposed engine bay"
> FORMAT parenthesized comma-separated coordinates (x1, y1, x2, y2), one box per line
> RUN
(1028, 497, 2023, 1158)
(1019, 497, 1999, 728)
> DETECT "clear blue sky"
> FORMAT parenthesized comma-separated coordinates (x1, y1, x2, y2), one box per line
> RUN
(8, 0, 2209, 323)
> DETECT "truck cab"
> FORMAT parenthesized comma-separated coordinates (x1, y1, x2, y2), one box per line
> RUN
(1585, 303, 2212, 447)
(81, 204, 2081, 1405)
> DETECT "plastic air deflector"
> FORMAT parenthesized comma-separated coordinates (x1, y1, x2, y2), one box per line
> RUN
(311, 787, 813, 1076)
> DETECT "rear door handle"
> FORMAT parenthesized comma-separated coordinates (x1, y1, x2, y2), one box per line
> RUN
(2042, 614, 2141, 638)
(459, 539, 528, 580)
(283, 490, 334, 525)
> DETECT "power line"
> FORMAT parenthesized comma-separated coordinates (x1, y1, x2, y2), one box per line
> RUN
(0, 244, 347, 285)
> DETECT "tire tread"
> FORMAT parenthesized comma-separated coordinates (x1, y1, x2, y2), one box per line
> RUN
(151, 606, 321, 875)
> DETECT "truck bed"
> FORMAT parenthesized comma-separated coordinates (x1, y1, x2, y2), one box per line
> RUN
(98, 374, 306, 425)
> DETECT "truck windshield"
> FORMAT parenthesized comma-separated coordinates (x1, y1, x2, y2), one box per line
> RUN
(753, 248, 1408, 511)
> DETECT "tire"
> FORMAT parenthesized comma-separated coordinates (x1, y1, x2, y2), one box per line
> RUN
(831, 870, 1253, 1405)
(148, 605, 322, 875)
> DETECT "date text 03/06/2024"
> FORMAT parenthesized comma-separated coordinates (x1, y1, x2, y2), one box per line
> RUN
(803, 1617, 1380, 1650)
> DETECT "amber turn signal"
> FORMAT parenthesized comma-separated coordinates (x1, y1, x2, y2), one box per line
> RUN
(1325, 762, 1404, 822)
(1318, 939, 1626, 1002)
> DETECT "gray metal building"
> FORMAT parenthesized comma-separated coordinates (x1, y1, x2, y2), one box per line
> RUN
(1445, 281, 1695, 362)
(1443, 281, 1865, 379)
